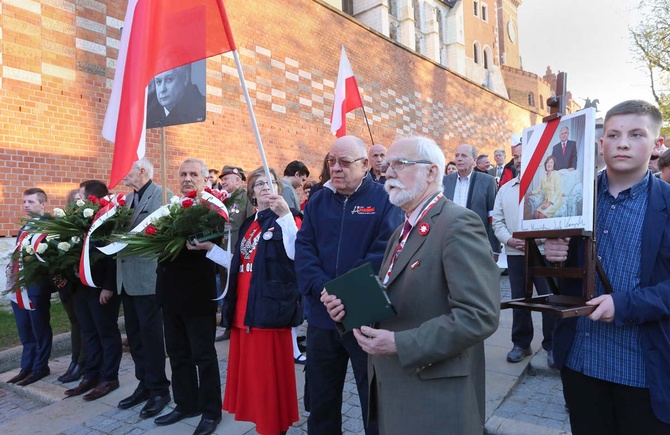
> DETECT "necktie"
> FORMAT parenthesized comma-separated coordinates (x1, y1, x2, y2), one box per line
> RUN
(562, 143, 566, 155)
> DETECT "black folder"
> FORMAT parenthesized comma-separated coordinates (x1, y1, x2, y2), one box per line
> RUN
(325, 262, 397, 333)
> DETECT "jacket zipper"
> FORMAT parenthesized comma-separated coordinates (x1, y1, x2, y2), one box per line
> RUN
(335, 196, 348, 276)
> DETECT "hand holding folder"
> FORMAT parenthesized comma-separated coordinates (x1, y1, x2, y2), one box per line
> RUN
(324, 263, 397, 333)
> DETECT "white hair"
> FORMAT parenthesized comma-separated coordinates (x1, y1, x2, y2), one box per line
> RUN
(132, 157, 154, 179)
(181, 158, 208, 177)
(407, 136, 446, 191)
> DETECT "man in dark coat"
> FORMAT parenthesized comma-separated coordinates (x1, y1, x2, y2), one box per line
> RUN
(146, 64, 205, 128)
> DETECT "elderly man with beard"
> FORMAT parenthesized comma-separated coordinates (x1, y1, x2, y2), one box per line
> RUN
(323, 136, 500, 434)
(153, 158, 222, 435)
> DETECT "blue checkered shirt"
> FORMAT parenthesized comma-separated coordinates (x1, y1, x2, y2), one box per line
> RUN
(566, 172, 649, 387)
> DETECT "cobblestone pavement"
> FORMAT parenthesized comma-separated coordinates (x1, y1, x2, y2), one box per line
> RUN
(1, 275, 573, 434)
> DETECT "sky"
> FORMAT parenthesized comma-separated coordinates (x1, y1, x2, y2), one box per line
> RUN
(517, 0, 654, 115)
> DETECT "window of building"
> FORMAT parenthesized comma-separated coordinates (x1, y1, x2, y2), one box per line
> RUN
(473, 41, 481, 64)
(388, 0, 398, 18)
(483, 49, 489, 69)
(473, 0, 479, 16)
(342, 0, 354, 15)
(481, 3, 488, 22)
(540, 95, 544, 109)
(528, 92, 535, 107)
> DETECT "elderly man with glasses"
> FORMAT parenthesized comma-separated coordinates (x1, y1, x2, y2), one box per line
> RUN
(323, 136, 500, 434)
(296, 135, 402, 435)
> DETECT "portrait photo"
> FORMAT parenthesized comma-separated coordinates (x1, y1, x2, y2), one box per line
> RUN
(519, 107, 596, 232)
(146, 59, 207, 129)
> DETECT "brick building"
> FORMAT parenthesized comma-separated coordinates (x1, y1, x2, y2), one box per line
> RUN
(0, 0, 545, 235)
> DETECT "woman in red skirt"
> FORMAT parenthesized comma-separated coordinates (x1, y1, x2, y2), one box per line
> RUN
(188, 166, 302, 435)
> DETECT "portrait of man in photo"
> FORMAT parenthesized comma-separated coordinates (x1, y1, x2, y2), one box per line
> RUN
(146, 61, 206, 129)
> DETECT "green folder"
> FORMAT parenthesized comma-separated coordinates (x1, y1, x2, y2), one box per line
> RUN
(325, 262, 397, 333)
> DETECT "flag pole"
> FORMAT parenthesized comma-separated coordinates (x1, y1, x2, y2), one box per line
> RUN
(360, 107, 375, 145)
(231, 50, 276, 195)
(160, 127, 167, 204)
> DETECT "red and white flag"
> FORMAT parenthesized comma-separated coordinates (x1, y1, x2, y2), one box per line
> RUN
(103, 0, 237, 188)
(330, 46, 363, 138)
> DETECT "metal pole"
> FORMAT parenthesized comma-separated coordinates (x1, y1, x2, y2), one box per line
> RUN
(161, 127, 167, 204)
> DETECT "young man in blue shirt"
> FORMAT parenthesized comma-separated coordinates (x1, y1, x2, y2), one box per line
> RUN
(546, 100, 670, 434)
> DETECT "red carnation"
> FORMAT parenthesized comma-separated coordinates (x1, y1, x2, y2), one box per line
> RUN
(204, 187, 213, 194)
(99, 198, 109, 207)
(88, 195, 98, 204)
(186, 190, 198, 199)
(182, 198, 194, 208)
(117, 198, 127, 206)
(145, 225, 157, 235)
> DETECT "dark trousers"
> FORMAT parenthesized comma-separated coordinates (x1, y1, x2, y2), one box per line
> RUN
(162, 310, 221, 420)
(74, 287, 122, 382)
(58, 285, 86, 365)
(508, 255, 555, 350)
(305, 325, 378, 435)
(562, 367, 670, 435)
(121, 290, 170, 396)
(12, 294, 52, 371)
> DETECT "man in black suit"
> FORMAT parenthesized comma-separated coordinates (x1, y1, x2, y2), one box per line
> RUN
(116, 158, 172, 418)
(146, 64, 205, 128)
(443, 144, 500, 258)
(551, 126, 578, 170)
(153, 158, 222, 435)
(6, 188, 54, 386)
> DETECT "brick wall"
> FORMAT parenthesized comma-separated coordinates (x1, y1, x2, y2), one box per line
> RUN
(0, 0, 540, 236)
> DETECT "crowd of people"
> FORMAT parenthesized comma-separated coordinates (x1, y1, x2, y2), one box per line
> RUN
(5, 99, 670, 435)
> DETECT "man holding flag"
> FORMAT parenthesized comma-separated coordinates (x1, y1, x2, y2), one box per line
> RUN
(6, 188, 54, 386)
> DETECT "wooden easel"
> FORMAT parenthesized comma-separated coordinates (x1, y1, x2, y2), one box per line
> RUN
(500, 73, 610, 319)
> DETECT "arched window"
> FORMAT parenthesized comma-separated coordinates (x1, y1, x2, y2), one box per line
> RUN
(483, 46, 492, 69)
(528, 92, 535, 107)
(540, 95, 544, 109)
(473, 41, 481, 64)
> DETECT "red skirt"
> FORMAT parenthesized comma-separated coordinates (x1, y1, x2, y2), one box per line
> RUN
(223, 326, 299, 434)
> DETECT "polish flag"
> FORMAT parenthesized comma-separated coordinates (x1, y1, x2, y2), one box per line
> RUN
(103, 0, 237, 188)
(330, 46, 363, 138)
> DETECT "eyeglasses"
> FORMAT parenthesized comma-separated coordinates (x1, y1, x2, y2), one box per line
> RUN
(252, 180, 279, 189)
(327, 157, 365, 168)
(381, 158, 434, 173)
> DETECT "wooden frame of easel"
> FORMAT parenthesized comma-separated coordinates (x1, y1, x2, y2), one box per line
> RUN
(500, 72, 611, 319)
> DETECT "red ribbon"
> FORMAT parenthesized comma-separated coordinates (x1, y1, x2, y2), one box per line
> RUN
(519, 117, 561, 203)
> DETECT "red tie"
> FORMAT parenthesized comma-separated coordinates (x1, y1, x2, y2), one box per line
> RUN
(562, 143, 566, 154)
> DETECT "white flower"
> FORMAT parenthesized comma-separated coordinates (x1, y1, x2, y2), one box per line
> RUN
(36, 243, 48, 254)
(82, 208, 94, 218)
(70, 236, 81, 244)
(169, 195, 180, 205)
(57, 242, 71, 252)
(53, 207, 66, 218)
(25, 246, 34, 255)
(76, 199, 85, 207)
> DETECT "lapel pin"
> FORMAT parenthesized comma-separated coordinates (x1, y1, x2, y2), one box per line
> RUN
(418, 222, 430, 236)
(263, 227, 275, 240)
(411, 261, 420, 269)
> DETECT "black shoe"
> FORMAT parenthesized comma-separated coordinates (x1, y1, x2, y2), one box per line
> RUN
(118, 386, 150, 409)
(17, 367, 50, 386)
(7, 369, 30, 384)
(57, 361, 76, 382)
(140, 395, 171, 419)
(193, 416, 222, 435)
(506, 346, 532, 363)
(154, 409, 200, 426)
(58, 363, 84, 383)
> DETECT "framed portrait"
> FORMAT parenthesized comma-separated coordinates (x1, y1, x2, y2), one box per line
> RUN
(518, 108, 596, 232)
(146, 59, 207, 129)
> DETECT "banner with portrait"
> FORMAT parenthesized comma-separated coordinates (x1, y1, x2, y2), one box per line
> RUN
(518, 108, 596, 232)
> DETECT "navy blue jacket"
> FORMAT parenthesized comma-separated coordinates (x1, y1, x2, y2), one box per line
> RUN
(553, 173, 670, 423)
(295, 175, 402, 329)
(224, 209, 302, 329)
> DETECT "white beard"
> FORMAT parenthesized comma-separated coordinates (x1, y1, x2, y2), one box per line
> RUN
(385, 178, 424, 207)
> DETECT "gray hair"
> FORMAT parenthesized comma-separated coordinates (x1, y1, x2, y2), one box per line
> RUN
(181, 158, 208, 177)
(132, 157, 154, 179)
(408, 136, 446, 191)
(461, 144, 477, 160)
(494, 148, 506, 156)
